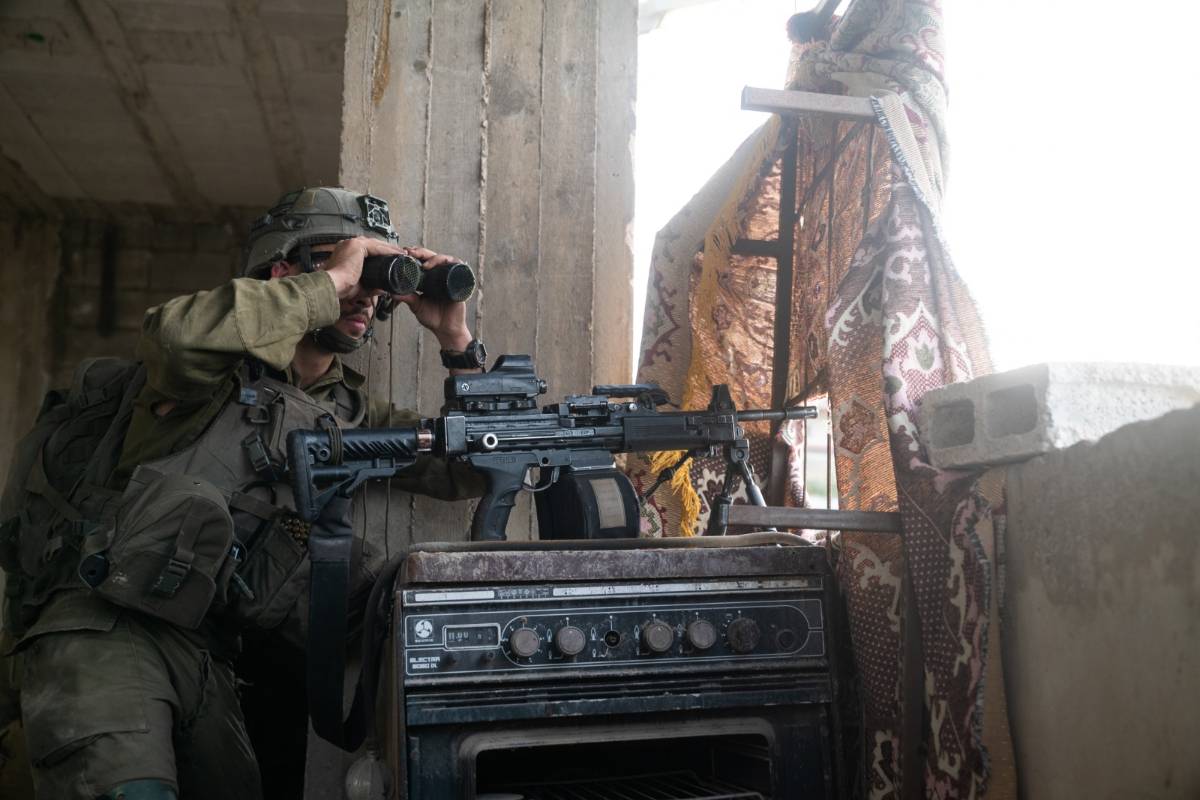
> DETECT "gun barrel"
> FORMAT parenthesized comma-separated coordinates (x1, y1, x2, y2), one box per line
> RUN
(736, 406, 818, 422)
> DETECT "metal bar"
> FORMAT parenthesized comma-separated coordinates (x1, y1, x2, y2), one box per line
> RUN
(798, 123, 865, 214)
(784, 367, 828, 409)
(766, 123, 800, 506)
(770, 124, 799, 412)
(825, 124, 836, 513)
(742, 86, 878, 122)
(730, 238, 783, 258)
(608, 783, 645, 800)
(726, 505, 902, 533)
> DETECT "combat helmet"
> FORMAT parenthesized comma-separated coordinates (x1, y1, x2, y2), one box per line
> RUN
(243, 187, 398, 353)
(243, 187, 397, 278)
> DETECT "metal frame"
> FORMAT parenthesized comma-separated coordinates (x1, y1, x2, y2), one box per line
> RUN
(726, 506, 901, 534)
(738, 84, 923, 800)
(741, 87, 876, 122)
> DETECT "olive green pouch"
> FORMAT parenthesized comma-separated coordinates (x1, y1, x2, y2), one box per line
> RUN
(80, 470, 236, 630)
(228, 510, 309, 631)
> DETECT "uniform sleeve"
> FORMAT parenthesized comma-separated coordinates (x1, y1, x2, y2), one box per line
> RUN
(138, 271, 341, 400)
(366, 397, 486, 501)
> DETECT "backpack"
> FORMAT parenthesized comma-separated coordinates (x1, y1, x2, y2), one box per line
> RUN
(0, 358, 146, 636)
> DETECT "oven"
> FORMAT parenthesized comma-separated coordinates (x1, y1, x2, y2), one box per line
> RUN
(385, 537, 844, 799)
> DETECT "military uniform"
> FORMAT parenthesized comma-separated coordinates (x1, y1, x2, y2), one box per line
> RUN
(14, 265, 481, 798)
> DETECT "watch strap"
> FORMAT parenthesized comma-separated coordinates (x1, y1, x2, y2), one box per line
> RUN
(440, 339, 486, 369)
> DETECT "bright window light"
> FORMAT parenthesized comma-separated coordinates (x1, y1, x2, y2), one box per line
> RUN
(636, 2, 1200, 372)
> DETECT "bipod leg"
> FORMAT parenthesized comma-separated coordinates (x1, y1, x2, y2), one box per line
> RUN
(704, 468, 739, 536)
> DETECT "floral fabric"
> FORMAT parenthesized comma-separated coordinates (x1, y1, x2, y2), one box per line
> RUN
(629, 1, 1001, 797)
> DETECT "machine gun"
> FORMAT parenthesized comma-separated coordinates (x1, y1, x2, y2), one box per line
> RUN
(287, 354, 816, 540)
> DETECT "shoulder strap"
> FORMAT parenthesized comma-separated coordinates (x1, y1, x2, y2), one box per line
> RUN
(69, 357, 138, 410)
(26, 446, 83, 523)
(76, 364, 147, 493)
(305, 491, 367, 750)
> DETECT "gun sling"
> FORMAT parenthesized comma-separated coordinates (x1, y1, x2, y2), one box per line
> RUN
(305, 492, 367, 750)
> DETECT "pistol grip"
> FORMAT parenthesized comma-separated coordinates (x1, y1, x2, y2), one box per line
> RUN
(468, 454, 531, 541)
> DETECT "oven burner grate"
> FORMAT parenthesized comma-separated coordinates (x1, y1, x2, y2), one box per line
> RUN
(496, 770, 766, 800)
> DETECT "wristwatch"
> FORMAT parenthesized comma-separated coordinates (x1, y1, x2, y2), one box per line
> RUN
(440, 338, 487, 370)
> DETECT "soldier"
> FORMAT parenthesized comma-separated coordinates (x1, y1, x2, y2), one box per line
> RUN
(9, 188, 485, 799)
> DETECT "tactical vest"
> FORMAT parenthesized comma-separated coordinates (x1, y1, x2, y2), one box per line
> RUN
(78, 364, 373, 637)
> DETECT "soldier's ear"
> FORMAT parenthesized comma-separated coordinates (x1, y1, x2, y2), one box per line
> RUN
(268, 260, 295, 279)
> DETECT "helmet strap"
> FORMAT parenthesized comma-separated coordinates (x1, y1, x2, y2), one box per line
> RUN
(294, 243, 315, 274)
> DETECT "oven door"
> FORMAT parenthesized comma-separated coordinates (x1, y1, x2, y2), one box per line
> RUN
(405, 707, 833, 799)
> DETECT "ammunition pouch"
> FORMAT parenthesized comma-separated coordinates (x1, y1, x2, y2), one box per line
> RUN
(224, 492, 310, 631)
(79, 470, 238, 630)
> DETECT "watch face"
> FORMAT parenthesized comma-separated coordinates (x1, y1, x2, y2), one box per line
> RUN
(470, 339, 487, 365)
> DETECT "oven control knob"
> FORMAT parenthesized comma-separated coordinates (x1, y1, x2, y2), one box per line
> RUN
(641, 620, 675, 653)
(726, 618, 761, 654)
(685, 619, 717, 650)
(554, 625, 587, 657)
(509, 627, 541, 659)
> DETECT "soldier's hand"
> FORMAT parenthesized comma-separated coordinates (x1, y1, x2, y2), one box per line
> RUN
(323, 236, 408, 299)
(394, 247, 472, 351)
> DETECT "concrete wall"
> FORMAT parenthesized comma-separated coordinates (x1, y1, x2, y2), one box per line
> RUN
(0, 215, 61, 487)
(0, 208, 246, 490)
(54, 213, 244, 385)
(1002, 403, 1200, 798)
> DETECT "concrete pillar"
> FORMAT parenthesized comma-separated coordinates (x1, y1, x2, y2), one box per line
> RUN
(339, 0, 636, 547)
(305, 4, 637, 793)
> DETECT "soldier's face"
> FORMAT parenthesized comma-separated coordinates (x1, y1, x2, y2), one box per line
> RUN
(274, 243, 377, 340)
(311, 243, 377, 339)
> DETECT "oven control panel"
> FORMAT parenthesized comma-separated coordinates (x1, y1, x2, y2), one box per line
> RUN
(399, 576, 826, 681)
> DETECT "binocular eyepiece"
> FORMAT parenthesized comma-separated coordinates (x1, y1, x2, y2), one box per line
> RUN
(360, 254, 477, 321)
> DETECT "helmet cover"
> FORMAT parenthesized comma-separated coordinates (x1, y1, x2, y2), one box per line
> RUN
(242, 187, 398, 278)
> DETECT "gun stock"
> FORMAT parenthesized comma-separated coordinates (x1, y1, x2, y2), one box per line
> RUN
(286, 427, 429, 522)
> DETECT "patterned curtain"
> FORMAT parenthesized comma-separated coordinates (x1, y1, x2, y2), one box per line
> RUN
(628, 1, 1002, 797)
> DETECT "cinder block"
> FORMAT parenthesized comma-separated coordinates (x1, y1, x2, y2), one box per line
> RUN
(919, 363, 1200, 469)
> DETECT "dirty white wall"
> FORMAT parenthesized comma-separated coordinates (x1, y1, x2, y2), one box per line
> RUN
(1002, 404, 1200, 798)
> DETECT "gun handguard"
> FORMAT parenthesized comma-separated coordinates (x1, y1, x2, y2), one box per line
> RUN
(287, 427, 429, 522)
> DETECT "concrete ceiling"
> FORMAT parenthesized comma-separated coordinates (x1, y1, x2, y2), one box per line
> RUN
(0, 0, 346, 217)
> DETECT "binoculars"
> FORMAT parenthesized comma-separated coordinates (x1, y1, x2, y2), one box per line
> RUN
(360, 254, 477, 321)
